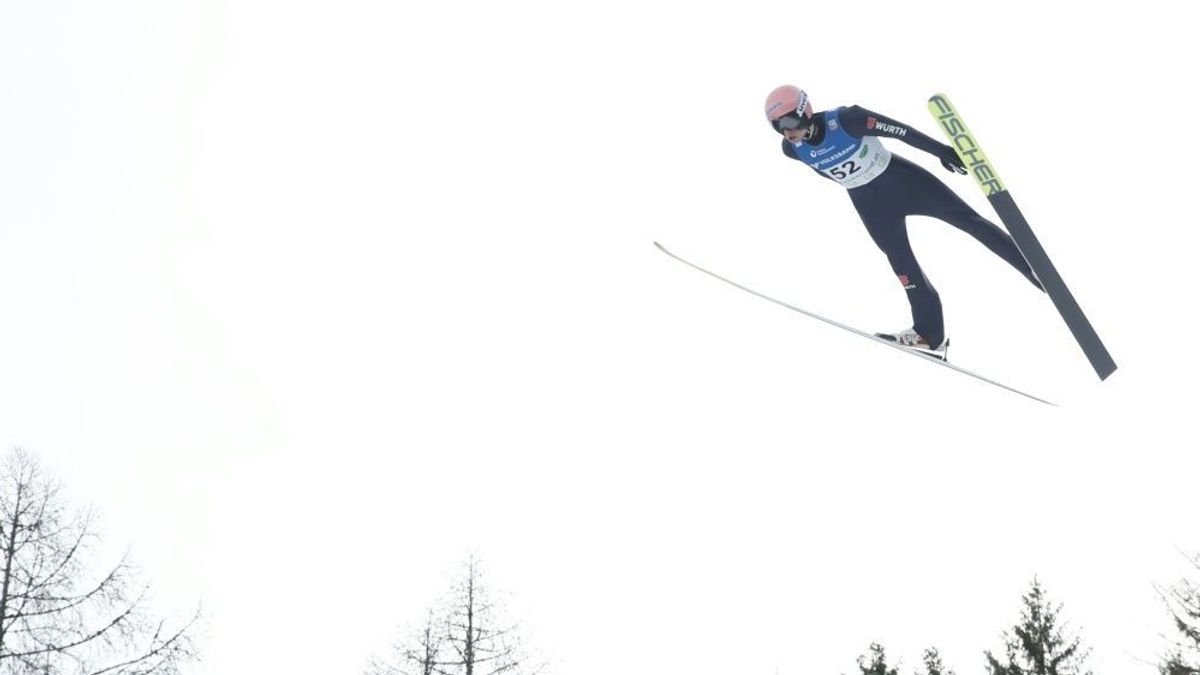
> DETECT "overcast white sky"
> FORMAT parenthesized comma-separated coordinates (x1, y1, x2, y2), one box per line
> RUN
(2, 1, 1198, 674)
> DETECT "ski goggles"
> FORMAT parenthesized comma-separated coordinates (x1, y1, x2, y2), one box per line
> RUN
(771, 111, 812, 133)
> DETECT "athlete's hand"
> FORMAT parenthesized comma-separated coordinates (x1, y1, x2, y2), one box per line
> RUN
(937, 145, 967, 174)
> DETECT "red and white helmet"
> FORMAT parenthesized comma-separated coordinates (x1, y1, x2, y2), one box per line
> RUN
(764, 85, 813, 133)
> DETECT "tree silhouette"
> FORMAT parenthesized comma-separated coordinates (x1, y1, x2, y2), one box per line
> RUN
(1158, 551, 1200, 675)
(369, 556, 541, 675)
(985, 578, 1091, 675)
(920, 646, 955, 675)
(1, 448, 199, 675)
(853, 643, 898, 675)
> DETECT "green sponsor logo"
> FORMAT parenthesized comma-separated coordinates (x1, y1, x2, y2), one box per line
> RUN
(927, 94, 1006, 196)
(859, 145, 869, 159)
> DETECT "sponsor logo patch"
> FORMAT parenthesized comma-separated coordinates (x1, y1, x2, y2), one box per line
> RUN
(868, 117, 907, 137)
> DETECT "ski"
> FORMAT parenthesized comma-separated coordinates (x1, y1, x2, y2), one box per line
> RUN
(655, 242, 1055, 406)
(927, 93, 1117, 381)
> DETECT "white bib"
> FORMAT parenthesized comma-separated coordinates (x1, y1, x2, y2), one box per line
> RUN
(817, 135, 892, 189)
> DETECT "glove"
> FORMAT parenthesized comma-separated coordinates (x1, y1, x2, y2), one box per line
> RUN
(937, 145, 967, 174)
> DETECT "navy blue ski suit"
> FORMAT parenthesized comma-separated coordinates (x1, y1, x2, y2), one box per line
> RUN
(781, 105, 1042, 347)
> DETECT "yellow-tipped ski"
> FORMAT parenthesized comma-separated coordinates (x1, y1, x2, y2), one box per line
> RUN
(928, 93, 1006, 196)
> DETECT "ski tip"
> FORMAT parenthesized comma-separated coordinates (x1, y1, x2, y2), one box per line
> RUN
(653, 241, 669, 253)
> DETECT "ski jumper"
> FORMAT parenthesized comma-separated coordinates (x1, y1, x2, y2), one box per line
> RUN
(782, 105, 1041, 347)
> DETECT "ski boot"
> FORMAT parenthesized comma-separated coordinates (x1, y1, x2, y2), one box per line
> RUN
(874, 328, 949, 361)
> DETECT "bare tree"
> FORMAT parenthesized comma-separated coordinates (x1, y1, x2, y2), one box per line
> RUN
(1157, 551, 1200, 675)
(442, 556, 533, 675)
(366, 610, 443, 675)
(369, 556, 541, 675)
(0, 448, 199, 675)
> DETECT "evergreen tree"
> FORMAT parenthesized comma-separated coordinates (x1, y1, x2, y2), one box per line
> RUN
(920, 647, 955, 675)
(855, 643, 899, 675)
(1160, 651, 1200, 675)
(985, 578, 1092, 675)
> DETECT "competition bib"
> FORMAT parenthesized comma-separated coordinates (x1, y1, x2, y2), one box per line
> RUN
(792, 109, 892, 189)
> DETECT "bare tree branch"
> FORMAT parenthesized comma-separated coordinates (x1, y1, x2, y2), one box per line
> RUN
(1, 448, 201, 675)
(1157, 551, 1200, 674)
